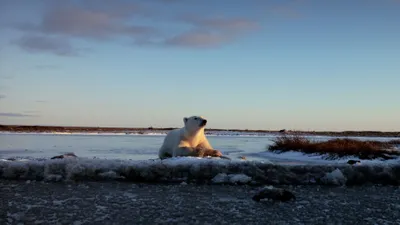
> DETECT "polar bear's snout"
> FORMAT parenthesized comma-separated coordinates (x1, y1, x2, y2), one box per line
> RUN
(200, 119, 207, 127)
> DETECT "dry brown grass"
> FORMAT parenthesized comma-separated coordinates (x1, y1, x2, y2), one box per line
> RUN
(268, 135, 400, 160)
(388, 139, 400, 145)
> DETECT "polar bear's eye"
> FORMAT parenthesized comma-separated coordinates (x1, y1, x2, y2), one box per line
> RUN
(194, 118, 198, 120)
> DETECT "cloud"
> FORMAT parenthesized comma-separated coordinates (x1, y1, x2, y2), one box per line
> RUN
(152, 0, 183, 3)
(269, 6, 303, 19)
(266, 0, 305, 19)
(0, 75, 13, 79)
(8, 0, 262, 53)
(36, 100, 47, 103)
(23, 110, 40, 113)
(12, 35, 79, 56)
(163, 16, 259, 48)
(0, 112, 38, 118)
(15, 2, 156, 40)
(0, 94, 6, 99)
(165, 31, 229, 48)
(181, 15, 259, 32)
(35, 65, 60, 70)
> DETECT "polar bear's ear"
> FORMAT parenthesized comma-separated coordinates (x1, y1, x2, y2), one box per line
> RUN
(183, 117, 188, 124)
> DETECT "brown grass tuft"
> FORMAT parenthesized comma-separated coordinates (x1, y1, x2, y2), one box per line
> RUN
(268, 135, 400, 160)
(388, 139, 400, 145)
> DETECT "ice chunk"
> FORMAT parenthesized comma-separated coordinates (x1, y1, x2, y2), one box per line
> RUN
(0, 157, 399, 185)
(212, 173, 252, 184)
(321, 168, 347, 185)
(228, 174, 252, 184)
(212, 173, 229, 184)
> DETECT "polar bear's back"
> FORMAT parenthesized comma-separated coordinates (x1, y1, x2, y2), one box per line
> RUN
(163, 128, 183, 147)
(158, 128, 183, 158)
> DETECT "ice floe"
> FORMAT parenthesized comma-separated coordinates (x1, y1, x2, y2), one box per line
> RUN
(0, 157, 399, 185)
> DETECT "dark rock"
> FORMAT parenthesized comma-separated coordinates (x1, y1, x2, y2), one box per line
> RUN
(252, 186, 296, 202)
(50, 153, 78, 159)
(347, 160, 361, 165)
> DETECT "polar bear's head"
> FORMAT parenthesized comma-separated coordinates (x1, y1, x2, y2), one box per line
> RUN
(183, 116, 207, 133)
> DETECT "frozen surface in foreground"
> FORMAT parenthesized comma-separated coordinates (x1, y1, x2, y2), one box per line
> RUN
(0, 157, 399, 185)
(1, 132, 399, 165)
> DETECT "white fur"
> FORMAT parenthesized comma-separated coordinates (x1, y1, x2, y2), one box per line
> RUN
(158, 116, 218, 159)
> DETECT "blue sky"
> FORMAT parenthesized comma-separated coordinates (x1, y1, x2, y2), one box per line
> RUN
(0, 0, 399, 131)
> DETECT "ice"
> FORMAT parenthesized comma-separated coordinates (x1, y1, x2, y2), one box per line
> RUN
(254, 150, 400, 165)
(228, 174, 252, 184)
(2, 132, 399, 165)
(0, 157, 399, 185)
(2, 133, 400, 186)
(211, 173, 252, 184)
(212, 173, 229, 183)
(98, 171, 121, 180)
(321, 168, 347, 185)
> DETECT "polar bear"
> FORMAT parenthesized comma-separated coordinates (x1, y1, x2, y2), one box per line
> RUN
(158, 116, 222, 159)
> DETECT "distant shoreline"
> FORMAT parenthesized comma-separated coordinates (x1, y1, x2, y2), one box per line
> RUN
(1, 124, 399, 137)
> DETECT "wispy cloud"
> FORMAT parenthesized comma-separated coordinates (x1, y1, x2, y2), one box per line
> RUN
(163, 15, 259, 48)
(36, 100, 48, 103)
(180, 15, 259, 31)
(23, 110, 40, 113)
(0, 112, 39, 118)
(165, 31, 229, 48)
(266, 0, 305, 19)
(35, 65, 60, 70)
(0, 94, 6, 99)
(14, 1, 156, 40)
(25, 7, 155, 39)
(0, 75, 14, 80)
(11, 35, 79, 56)
(269, 6, 303, 19)
(7, 0, 262, 54)
(270, 7, 302, 19)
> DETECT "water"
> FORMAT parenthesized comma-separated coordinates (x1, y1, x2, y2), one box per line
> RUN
(0, 133, 276, 161)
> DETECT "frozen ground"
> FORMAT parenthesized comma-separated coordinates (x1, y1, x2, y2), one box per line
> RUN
(1, 133, 400, 224)
(1, 180, 400, 225)
(1, 132, 399, 165)
(1, 133, 400, 186)
(1, 157, 399, 185)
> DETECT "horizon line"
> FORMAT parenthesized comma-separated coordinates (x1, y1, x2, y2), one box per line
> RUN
(0, 124, 399, 133)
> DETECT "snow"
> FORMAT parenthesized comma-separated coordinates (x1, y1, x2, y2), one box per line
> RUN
(320, 168, 347, 185)
(0, 157, 399, 185)
(212, 173, 252, 184)
(3, 131, 400, 140)
(253, 150, 400, 165)
(1, 132, 400, 187)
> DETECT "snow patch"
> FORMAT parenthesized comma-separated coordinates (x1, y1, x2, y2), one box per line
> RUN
(321, 169, 347, 186)
(0, 157, 399, 185)
(255, 150, 400, 165)
(212, 173, 252, 184)
(229, 174, 252, 184)
(98, 171, 121, 180)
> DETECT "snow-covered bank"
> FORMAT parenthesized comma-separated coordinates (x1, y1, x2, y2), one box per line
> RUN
(252, 150, 400, 165)
(0, 131, 274, 137)
(2, 131, 400, 140)
(1, 157, 399, 186)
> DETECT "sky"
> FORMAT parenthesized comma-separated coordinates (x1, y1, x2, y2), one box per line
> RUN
(0, 0, 399, 131)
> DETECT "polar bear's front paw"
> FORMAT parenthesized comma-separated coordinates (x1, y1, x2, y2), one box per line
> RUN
(195, 148, 206, 157)
(210, 150, 222, 157)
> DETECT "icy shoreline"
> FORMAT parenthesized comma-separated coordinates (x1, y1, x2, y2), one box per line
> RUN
(2, 131, 400, 140)
(0, 131, 272, 137)
(1, 157, 399, 186)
